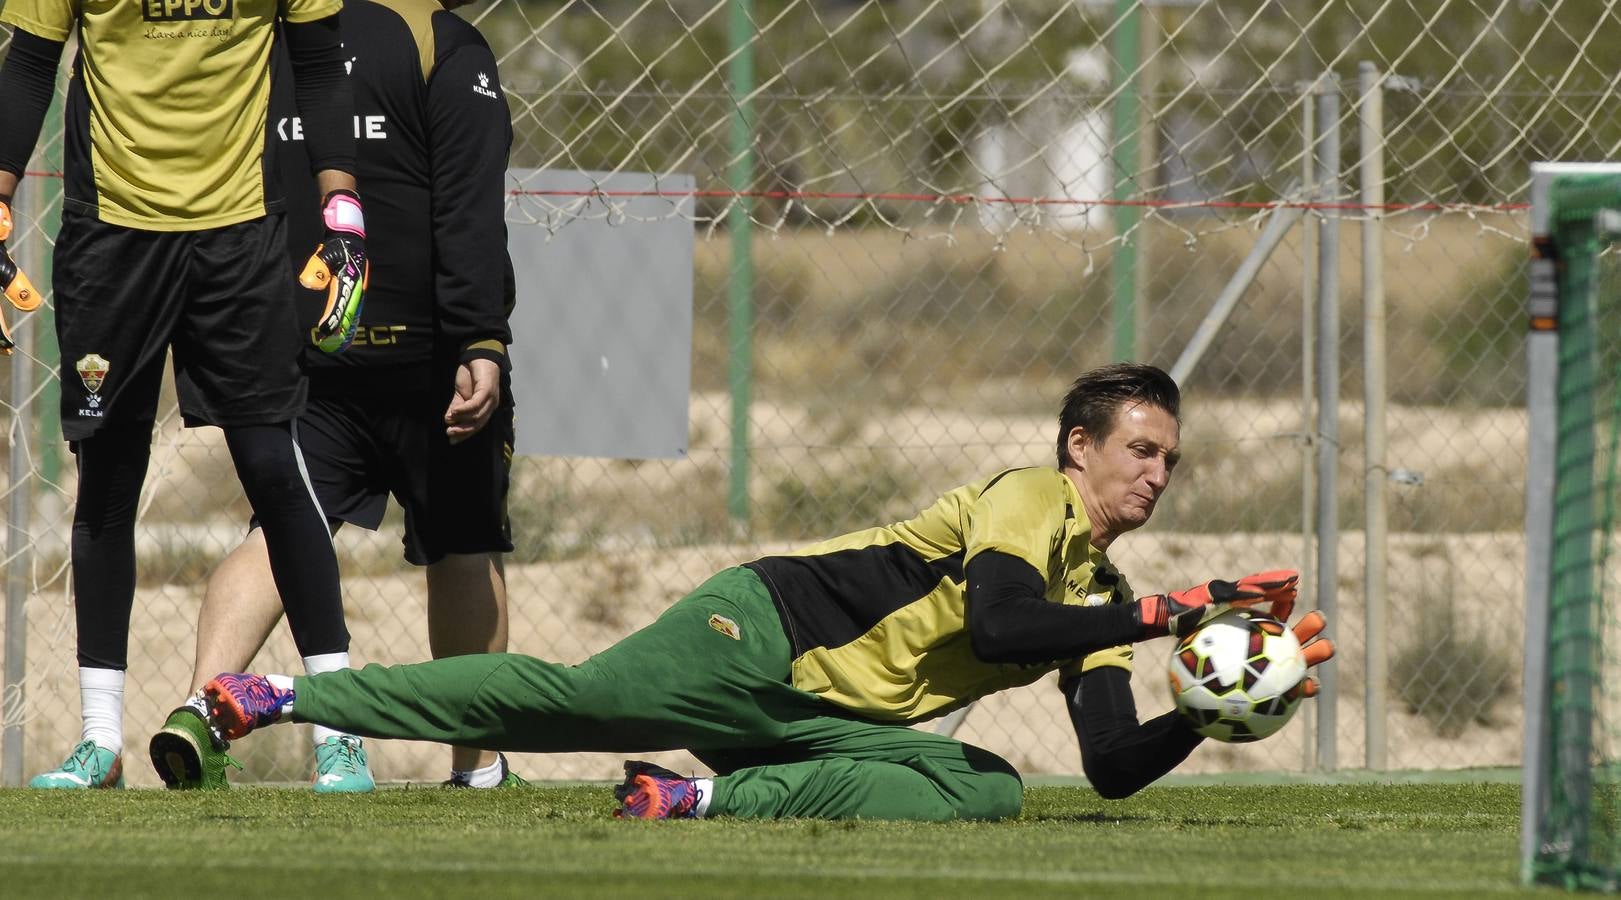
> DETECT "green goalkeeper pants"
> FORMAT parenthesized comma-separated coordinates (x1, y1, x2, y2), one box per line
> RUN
(292, 567, 1022, 821)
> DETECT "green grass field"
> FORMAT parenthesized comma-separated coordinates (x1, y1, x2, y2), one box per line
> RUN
(0, 781, 1561, 898)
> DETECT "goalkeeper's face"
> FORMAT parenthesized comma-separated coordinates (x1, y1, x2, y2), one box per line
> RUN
(1067, 401, 1180, 545)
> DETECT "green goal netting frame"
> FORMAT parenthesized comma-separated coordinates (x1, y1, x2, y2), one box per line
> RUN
(1525, 162, 1621, 891)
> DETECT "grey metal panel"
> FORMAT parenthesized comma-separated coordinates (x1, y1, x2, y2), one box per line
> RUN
(505, 169, 694, 459)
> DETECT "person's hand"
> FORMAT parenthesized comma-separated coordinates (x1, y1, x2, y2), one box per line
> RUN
(1291, 610, 1335, 698)
(1137, 569, 1299, 639)
(300, 189, 368, 354)
(445, 357, 501, 444)
(0, 199, 41, 355)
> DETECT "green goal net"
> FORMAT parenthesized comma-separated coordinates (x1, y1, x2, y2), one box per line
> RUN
(1525, 163, 1621, 891)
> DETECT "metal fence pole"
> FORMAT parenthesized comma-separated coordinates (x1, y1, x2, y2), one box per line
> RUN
(1298, 79, 1318, 773)
(726, 0, 755, 524)
(1521, 165, 1561, 882)
(4, 333, 29, 787)
(1110, 0, 1142, 361)
(3, 187, 44, 787)
(1358, 61, 1388, 772)
(1169, 205, 1303, 385)
(1313, 74, 1341, 772)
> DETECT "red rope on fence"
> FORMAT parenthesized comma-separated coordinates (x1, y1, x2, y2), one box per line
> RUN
(22, 170, 1529, 212)
(510, 188, 1531, 213)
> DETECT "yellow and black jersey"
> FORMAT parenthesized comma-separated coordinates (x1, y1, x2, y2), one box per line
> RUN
(745, 466, 1135, 724)
(0, 0, 339, 230)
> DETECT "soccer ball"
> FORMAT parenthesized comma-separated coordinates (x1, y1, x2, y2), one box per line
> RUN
(1167, 608, 1308, 743)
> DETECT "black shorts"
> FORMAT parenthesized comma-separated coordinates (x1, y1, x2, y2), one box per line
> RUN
(53, 212, 306, 441)
(291, 375, 515, 566)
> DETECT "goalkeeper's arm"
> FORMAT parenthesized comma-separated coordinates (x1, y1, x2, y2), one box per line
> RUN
(1061, 667, 1203, 800)
(0, 27, 63, 352)
(283, 15, 367, 352)
(964, 552, 1297, 662)
(964, 551, 1145, 665)
(1065, 612, 1337, 799)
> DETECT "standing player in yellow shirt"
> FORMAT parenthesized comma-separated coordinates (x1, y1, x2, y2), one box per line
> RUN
(0, 0, 373, 790)
(198, 364, 1337, 819)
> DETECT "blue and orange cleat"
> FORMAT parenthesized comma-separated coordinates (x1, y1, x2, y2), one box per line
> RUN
(613, 760, 703, 819)
(203, 673, 294, 740)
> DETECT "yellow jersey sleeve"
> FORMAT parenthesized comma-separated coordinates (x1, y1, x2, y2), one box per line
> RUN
(279, 0, 340, 23)
(0, 0, 78, 41)
(962, 468, 1068, 578)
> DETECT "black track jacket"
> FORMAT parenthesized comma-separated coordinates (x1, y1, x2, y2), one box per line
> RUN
(273, 0, 515, 390)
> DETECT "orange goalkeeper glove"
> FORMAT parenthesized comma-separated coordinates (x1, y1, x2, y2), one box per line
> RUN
(1137, 569, 1299, 639)
(0, 199, 42, 356)
(1291, 610, 1336, 698)
(299, 189, 368, 354)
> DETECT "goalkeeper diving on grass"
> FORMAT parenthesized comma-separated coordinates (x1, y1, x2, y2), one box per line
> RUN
(191, 363, 1335, 820)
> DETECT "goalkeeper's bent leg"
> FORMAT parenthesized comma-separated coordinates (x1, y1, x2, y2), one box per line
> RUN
(288, 568, 807, 754)
(700, 738, 1023, 821)
(288, 654, 616, 752)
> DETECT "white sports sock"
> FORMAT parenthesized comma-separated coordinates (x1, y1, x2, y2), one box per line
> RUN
(692, 778, 715, 817)
(267, 674, 296, 717)
(450, 755, 506, 788)
(183, 692, 208, 717)
(303, 653, 350, 745)
(79, 667, 124, 754)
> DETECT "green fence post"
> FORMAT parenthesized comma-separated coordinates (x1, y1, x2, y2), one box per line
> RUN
(727, 0, 756, 524)
(1111, 0, 1141, 362)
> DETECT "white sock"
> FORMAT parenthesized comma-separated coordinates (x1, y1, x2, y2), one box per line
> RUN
(690, 778, 716, 820)
(303, 653, 350, 745)
(79, 667, 124, 754)
(267, 674, 296, 718)
(451, 755, 506, 788)
(183, 692, 208, 717)
(692, 777, 714, 817)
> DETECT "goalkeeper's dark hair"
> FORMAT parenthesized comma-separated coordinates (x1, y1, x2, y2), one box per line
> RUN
(1056, 364, 1180, 469)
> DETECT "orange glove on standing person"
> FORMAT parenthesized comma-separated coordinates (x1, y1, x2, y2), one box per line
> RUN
(0, 198, 41, 355)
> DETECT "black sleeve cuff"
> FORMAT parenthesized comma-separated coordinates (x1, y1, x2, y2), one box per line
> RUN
(459, 341, 510, 371)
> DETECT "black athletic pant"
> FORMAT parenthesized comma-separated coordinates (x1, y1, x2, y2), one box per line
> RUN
(72, 420, 348, 670)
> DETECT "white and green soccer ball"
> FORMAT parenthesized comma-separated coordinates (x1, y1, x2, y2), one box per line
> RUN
(1167, 608, 1308, 743)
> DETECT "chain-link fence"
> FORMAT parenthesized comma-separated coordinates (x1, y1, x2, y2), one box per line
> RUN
(4, 0, 1618, 786)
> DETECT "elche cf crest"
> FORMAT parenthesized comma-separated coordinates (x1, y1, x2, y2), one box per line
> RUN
(76, 353, 110, 408)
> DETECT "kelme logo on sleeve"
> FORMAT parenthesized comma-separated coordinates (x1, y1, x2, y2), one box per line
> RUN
(142, 0, 233, 21)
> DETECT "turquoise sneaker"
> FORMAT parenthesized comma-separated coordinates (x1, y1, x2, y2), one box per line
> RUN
(313, 735, 374, 793)
(30, 739, 124, 789)
(443, 753, 527, 788)
(149, 704, 241, 790)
